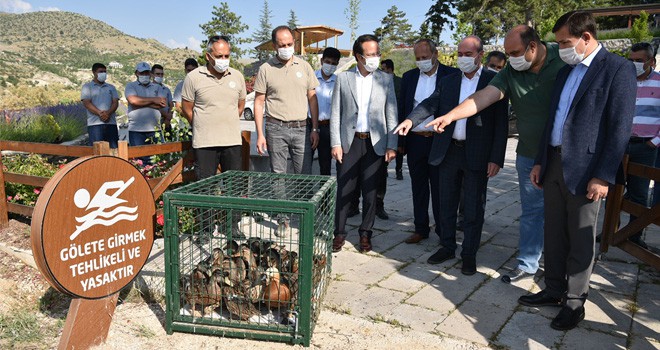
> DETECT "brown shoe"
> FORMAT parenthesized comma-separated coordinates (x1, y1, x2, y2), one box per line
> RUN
(332, 235, 346, 252)
(359, 235, 372, 253)
(404, 233, 428, 244)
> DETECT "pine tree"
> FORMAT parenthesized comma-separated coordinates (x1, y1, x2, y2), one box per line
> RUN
(374, 5, 414, 46)
(252, 0, 273, 60)
(344, 0, 361, 44)
(199, 2, 250, 62)
(288, 10, 299, 29)
(422, 0, 456, 43)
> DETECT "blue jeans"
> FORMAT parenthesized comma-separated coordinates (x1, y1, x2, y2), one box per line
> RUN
(516, 155, 545, 274)
(88, 124, 119, 148)
(129, 131, 156, 165)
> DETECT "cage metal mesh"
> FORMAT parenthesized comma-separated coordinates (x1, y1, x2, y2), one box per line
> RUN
(163, 171, 335, 346)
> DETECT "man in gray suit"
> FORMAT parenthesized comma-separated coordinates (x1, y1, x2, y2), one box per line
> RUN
(331, 34, 398, 253)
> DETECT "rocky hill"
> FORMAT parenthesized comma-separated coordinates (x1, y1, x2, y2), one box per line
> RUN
(0, 11, 199, 94)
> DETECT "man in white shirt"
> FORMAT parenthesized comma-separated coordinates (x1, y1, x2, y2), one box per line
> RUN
(395, 36, 508, 275)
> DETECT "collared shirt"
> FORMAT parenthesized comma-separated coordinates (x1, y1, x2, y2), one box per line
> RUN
(631, 70, 660, 145)
(181, 65, 247, 148)
(313, 69, 336, 121)
(125, 80, 162, 132)
(355, 68, 373, 132)
(81, 80, 119, 126)
(154, 83, 173, 114)
(453, 67, 482, 140)
(253, 56, 319, 121)
(550, 44, 603, 146)
(411, 69, 438, 132)
(489, 42, 565, 158)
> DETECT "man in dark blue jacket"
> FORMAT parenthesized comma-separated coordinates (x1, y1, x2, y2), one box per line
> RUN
(523, 11, 637, 330)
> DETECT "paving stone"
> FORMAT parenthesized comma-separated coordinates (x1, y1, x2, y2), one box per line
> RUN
(582, 289, 634, 337)
(468, 275, 533, 310)
(379, 240, 436, 262)
(436, 300, 513, 346)
(495, 310, 565, 350)
(343, 285, 409, 319)
(324, 280, 369, 308)
(404, 284, 457, 315)
(473, 244, 516, 276)
(330, 250, 373, 276)
(388, 303, 446, 333)
(339, 257, 405, 285)
(631, 282, 660, 338)
(487, 228, 520, 248)
(378, 262, 442, 293)
(559, 327, 626, 350)
(629, 336, 660, 350)
(590, 261, 639, 296)
(406, 269, 487, 312)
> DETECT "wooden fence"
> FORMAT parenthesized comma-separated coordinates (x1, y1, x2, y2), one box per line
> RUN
(600, 155, 660, 270)
(0, 130, 251, 227)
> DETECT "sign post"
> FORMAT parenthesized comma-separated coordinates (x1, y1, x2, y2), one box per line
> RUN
(31, 151, 154, 349)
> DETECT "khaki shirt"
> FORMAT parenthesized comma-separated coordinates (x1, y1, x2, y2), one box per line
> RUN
(181, 66, 246, 148)
(253, 56, 319, 121)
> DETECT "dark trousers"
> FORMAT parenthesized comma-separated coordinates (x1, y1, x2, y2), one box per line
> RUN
(129, 131, 156, 165)
(88, 124, 119, 148)
(406, 133, 441, 237)
(194, 145, 242, 180)
(395, 151, 404, 173)
(351, 159, 387, 210)
(335, 136, 384, 237)
(437, 142, 488, 258)
(625, 141, 657, 240)
(316, 123, 332, 175)
(543, 147, 600, 310)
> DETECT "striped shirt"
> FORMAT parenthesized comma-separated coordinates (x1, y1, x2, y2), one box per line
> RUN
(631, 70, 660, 145)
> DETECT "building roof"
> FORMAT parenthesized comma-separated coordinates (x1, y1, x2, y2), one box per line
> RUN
(255, 25, 345, 54)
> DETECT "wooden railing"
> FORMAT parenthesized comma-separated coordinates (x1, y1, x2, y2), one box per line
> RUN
(0, 131, 252, 227)
(600, 155, 660, 270)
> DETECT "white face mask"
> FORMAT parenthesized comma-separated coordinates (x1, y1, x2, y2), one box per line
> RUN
(559, 38, 585, 65)
(509, 45, 532, 71)
(96, 72, 107, 83)
(361, 55, 380, 73)
(277, 46, 295, 61)
(213, 58, 230, 73)
(487, 67, 500, 73)
(633, 61, 648, 77)
(457, 56, 479, 73)
(321, 63, 337, 76)
(138, 75, 151, 85)
(416, 59, 435, 73)
(154, 76, 164, 84)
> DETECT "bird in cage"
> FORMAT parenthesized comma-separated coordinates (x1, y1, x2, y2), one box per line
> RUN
(181, 264, 224, 310)
(262, 267, 291, 309)
(219, 269, 261, 320)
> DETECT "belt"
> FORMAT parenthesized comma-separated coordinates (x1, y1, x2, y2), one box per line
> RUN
(629, 136, 652, 143)
(451, 139, 465, 147)
(355, 132, 370, 139)
(318, 119, 330, 126)
(411, 131, 434, 138)
(266, 116, 307, 128)
(550, 145, 562, 154)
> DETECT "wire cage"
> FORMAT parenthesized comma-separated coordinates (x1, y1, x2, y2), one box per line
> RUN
(163, 171, 336, 346)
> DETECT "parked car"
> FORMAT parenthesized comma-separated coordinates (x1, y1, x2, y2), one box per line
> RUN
(242, 91, 260, 121)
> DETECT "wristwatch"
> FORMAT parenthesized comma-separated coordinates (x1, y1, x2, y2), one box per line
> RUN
(312, 128, 320, 132)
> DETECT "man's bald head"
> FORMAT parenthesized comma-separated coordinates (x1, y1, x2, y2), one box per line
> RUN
(506, 25, 541, 49)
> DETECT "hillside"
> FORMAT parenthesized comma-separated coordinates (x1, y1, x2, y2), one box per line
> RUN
(0, 11, 199, 98)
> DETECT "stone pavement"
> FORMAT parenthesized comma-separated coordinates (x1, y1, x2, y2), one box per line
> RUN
(139, 137, 659, 349)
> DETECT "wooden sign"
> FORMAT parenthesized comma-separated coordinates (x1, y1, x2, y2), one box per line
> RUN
(31, 155, 155, 299)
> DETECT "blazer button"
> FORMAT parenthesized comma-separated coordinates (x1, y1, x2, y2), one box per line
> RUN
(352, 127, 355, 129)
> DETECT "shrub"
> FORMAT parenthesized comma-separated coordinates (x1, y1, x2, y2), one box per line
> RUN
(2, 154, 63, 207)
(631, 11, 652, 43)
(0, 114, 85, 143)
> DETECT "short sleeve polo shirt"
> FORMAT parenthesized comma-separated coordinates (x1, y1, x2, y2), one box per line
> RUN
(181, 66, 247, 148)
(489, 42, 565, 158)
(81, 81, 119, 126)
(125, 81, 162, 132)
(253, 56, 319, 121)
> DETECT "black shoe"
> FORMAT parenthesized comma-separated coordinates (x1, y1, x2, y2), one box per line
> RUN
(396, 170, 403, 180)
(456, 219, 464, 232)
(461, 257, 477, 275)
(347, 207, 360, 218)
(376, 207, 389, 220)
(595, 233, 602, 243)
(518, 290, 562, 307)
(427, 248, 455, 265)
(501, 268, 534, 284)
(551, 306, 585, 330)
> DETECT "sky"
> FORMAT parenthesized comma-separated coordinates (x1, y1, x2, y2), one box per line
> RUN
(0, 0, 455, 52)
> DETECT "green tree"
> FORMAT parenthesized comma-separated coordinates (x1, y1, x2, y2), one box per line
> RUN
(451, 12, 474, 44)
(199, 2, 250, 63)
(630, 10, 652, 43)
(422, 0, 457, 43)
(288, 10, 299, 29)
(374, 5, 415, 46)
(252, 0, 273, 60)
(344, 0, 361, 44)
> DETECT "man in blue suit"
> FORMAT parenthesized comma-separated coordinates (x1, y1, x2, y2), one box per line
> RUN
(395, 36, 509, 275)
(398, 39, 459, 244)
(521, 11, 637, 330)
